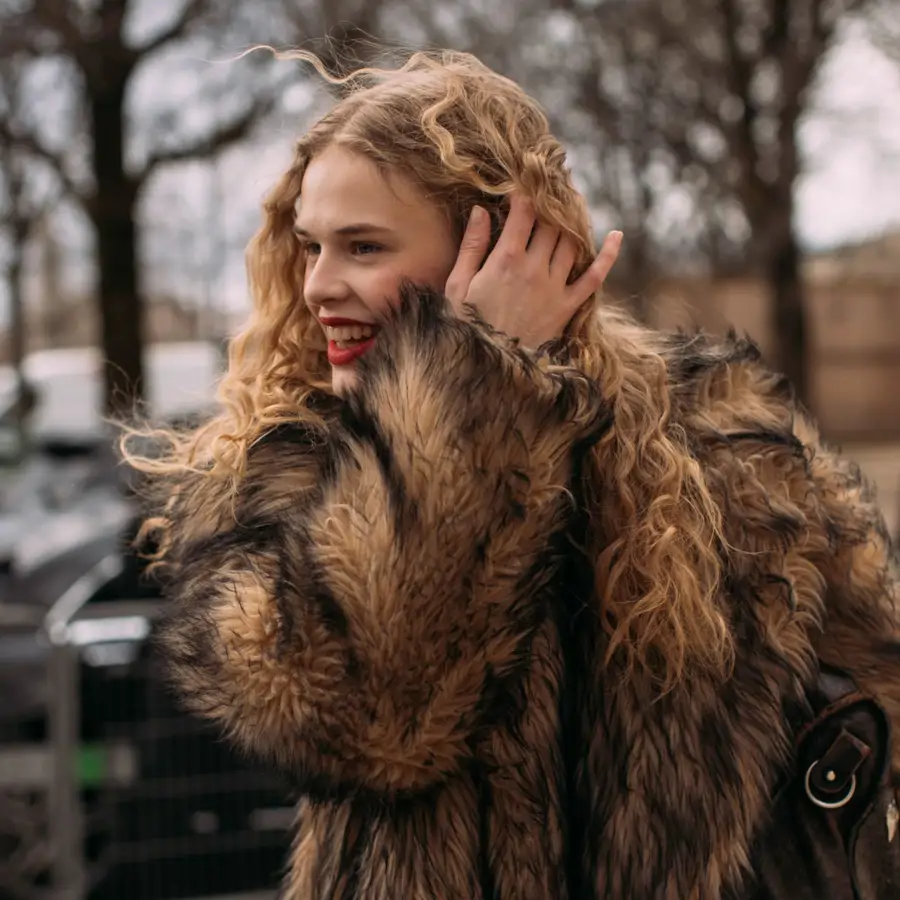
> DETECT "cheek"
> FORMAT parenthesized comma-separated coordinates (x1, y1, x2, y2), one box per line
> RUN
(422, 257, 456, 292)
(394, 253, 456, 299)
(361, 265, 409, 314)
(362, 261, 449, 314)
(359, 250, 457, 315)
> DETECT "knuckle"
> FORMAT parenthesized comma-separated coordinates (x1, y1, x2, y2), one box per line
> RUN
(496, 246, 519, 269)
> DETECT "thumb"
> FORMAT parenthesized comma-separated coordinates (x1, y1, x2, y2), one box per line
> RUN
(445, 206, 491, 308)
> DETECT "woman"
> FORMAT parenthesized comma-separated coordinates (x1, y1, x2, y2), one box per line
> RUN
(127, 50, 900, 898)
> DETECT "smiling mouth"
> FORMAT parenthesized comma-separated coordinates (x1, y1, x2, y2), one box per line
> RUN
(323, 323, 380, 366)
(323, 323, 378, 349)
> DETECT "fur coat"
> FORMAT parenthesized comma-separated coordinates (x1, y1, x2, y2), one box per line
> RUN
(154, 290, 900, 899)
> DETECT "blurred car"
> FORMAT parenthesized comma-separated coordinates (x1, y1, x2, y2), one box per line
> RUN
(0, 341, 224, 713)
(0, 342, 293, 900)
(0, 341, 224, 577)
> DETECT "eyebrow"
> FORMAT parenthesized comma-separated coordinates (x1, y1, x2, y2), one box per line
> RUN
(292, 223, 395, 237)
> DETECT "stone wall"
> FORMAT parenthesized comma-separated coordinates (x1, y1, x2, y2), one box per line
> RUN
(646, 275, 900, 441)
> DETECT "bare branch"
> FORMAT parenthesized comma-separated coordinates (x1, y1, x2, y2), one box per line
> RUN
(277, 1, 394, 77)
(30, 0, 84, 57)
(136, 0, 211, 57)
(0, 120, 81, 201)
(865, 0, 900, 65)
(141, 95, 276, 178)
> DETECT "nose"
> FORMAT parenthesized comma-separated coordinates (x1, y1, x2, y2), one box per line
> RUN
(303, 249, 352, 312)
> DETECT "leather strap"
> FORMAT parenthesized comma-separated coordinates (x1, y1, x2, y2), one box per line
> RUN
(806, 728, 871, 808)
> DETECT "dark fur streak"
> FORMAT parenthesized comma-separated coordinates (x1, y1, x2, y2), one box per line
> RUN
(338, 395, 418, 538)
(762, 574, 798, 612)
(256, 524, 355, 659)
(720, 429, 804, 454)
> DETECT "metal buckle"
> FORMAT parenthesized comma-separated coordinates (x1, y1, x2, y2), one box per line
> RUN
(804, 761, 856, 809)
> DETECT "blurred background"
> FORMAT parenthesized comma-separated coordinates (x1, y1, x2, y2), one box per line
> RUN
(1, 0, 899, 898)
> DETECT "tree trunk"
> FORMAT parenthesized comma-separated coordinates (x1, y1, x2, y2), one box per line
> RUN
(87, 65, 144, 420)
(7, 248, 31, 436)
(768, 231, 810, 411)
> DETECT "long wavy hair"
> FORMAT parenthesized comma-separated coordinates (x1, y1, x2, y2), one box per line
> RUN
(123, 49, 730, 689)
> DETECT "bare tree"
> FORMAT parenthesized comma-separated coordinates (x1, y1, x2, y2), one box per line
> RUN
(523, 0, 865, 404)
(704, 0, 865, 407)
(0, 54, 62, 439)
(395, 0, 865, 407)
(867, 0, 900, 63)
(864, 0, 900, 221)
(277, 0, 393, 75)
(384, 0, 743, 312)
(0, 0, 283, 417)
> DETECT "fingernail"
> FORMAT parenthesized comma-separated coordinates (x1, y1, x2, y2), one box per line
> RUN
(470, 206, 488, 226)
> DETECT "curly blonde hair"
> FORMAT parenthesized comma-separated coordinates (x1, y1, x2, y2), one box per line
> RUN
(124, 48, 730, 689)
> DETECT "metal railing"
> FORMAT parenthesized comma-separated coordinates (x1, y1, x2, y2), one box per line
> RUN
(0, 556, 291, 900)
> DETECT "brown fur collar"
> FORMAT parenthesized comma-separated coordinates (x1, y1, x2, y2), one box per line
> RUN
(154, 289, 900, 899)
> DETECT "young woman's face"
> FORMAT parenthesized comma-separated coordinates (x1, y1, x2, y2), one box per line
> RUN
(295, 145, 459, 394)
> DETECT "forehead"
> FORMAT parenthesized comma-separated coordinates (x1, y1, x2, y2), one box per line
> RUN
(294, 145, 424, 229)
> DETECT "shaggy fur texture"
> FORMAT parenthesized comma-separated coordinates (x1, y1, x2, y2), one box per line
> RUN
(155, 290, 900, 899)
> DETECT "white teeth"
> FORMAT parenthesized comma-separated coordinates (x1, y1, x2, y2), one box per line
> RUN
(324, 324, 375, 343)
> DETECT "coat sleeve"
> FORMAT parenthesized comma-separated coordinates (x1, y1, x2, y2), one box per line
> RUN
(157, 290, 610, 798)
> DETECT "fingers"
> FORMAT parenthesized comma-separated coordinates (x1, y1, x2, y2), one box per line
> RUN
(593, 230, 624, 284)
(493, 193, 536, 257)
(565, 230, 623, 305)
(528, 221, 561, 267)
(549, 234, 578, 282)
(444, 206, 492, 307)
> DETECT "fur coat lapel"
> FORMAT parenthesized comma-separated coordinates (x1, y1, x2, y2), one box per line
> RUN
(153, 289, 900, 899)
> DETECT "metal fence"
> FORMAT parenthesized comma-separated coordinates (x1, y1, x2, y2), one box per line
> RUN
(0, 557, 293, 900)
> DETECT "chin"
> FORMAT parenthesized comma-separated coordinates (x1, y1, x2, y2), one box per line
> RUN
(331, 366, 357, 396)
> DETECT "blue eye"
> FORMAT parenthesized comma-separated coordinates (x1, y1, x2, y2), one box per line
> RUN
(353, 242, 382, 256)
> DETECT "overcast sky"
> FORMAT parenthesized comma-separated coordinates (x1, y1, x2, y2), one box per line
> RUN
(4, 12, 900, 328)
(796, 19, 900, 248)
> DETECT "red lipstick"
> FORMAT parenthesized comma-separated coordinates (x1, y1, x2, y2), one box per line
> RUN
(327, 337, 377, 366)
(320, 317, 379, 366)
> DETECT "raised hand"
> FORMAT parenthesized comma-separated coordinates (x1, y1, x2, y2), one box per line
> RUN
(444, 192, 623, 349)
